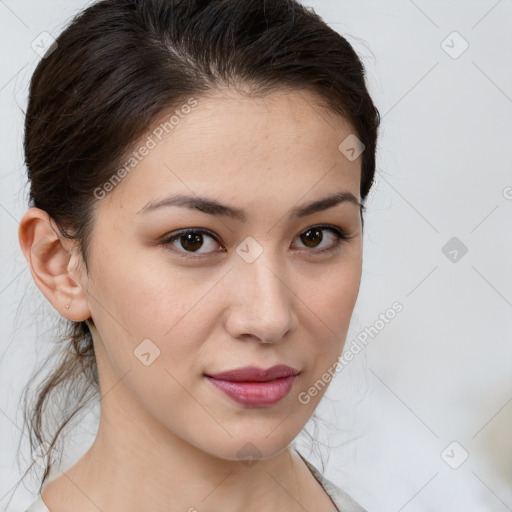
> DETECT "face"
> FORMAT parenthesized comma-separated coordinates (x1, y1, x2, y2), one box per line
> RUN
(77, 88, 363, 461)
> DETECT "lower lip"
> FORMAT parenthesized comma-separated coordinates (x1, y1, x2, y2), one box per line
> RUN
(205, 375, 297, 407)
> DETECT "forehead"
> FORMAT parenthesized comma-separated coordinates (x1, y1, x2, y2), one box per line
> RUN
(98, 88, 361, 215)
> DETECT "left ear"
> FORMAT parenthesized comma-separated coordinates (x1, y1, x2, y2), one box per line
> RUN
(18, 207, 92, 322)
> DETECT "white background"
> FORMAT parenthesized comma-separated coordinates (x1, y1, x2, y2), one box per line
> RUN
(1, 1, 511, 510)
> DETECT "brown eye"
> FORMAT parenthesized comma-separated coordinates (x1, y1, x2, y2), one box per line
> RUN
(162, 229, 222, 256)
(300, 227, 324, 248)
(179, 232, 205, 252)
(294, 225, 347, 252)
(161, 224, 347, 260)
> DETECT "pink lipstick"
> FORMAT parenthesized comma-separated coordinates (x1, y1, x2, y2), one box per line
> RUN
(205, 365, 299, 407)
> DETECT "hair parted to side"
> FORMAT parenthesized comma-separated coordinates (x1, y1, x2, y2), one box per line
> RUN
(16, 0, 380, 494)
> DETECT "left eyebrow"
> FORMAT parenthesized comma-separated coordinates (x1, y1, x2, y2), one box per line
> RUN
(136, 191, 362, 221)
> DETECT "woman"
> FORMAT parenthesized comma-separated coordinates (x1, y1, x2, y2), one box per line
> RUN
(17, 0, 380, 510)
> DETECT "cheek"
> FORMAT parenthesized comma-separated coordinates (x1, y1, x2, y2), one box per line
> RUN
(89, 243, 183, 335)
(304, 259, 361, 326)
(299, 260, 361, 369)
(87, 260, 208, 409)
(97, 259, 216, 374)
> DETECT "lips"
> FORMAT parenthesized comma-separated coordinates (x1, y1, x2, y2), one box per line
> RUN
(205, 365, 299, 382)
(204, 365, 300, 407)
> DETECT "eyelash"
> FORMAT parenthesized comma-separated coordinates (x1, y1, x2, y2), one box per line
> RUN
(160, 224, 348, 260)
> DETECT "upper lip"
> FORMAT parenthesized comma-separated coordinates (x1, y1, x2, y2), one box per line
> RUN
(206, 365, 299, 382)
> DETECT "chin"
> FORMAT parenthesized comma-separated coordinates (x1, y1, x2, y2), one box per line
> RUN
(207, 432, 298, 464)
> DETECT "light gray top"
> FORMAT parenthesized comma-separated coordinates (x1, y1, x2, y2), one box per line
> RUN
(24, 495, 50, 512)
(297, 452, 367, 511)
(24, 455, 366, 512)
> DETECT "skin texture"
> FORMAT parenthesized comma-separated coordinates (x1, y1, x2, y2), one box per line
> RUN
(19, 88, 363, 512)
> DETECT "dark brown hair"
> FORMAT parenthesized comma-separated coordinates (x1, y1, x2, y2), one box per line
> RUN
(16, 0, 380, 495)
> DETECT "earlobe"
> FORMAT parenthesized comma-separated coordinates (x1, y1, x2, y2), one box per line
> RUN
(18, 207, 92, 322)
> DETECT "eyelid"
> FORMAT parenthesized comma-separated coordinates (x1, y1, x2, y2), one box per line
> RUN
(160, 228, 224, 259)
(160, 224, 349, 259)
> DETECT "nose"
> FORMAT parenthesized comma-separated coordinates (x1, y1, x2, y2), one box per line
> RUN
(223, 251, 298, 344)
